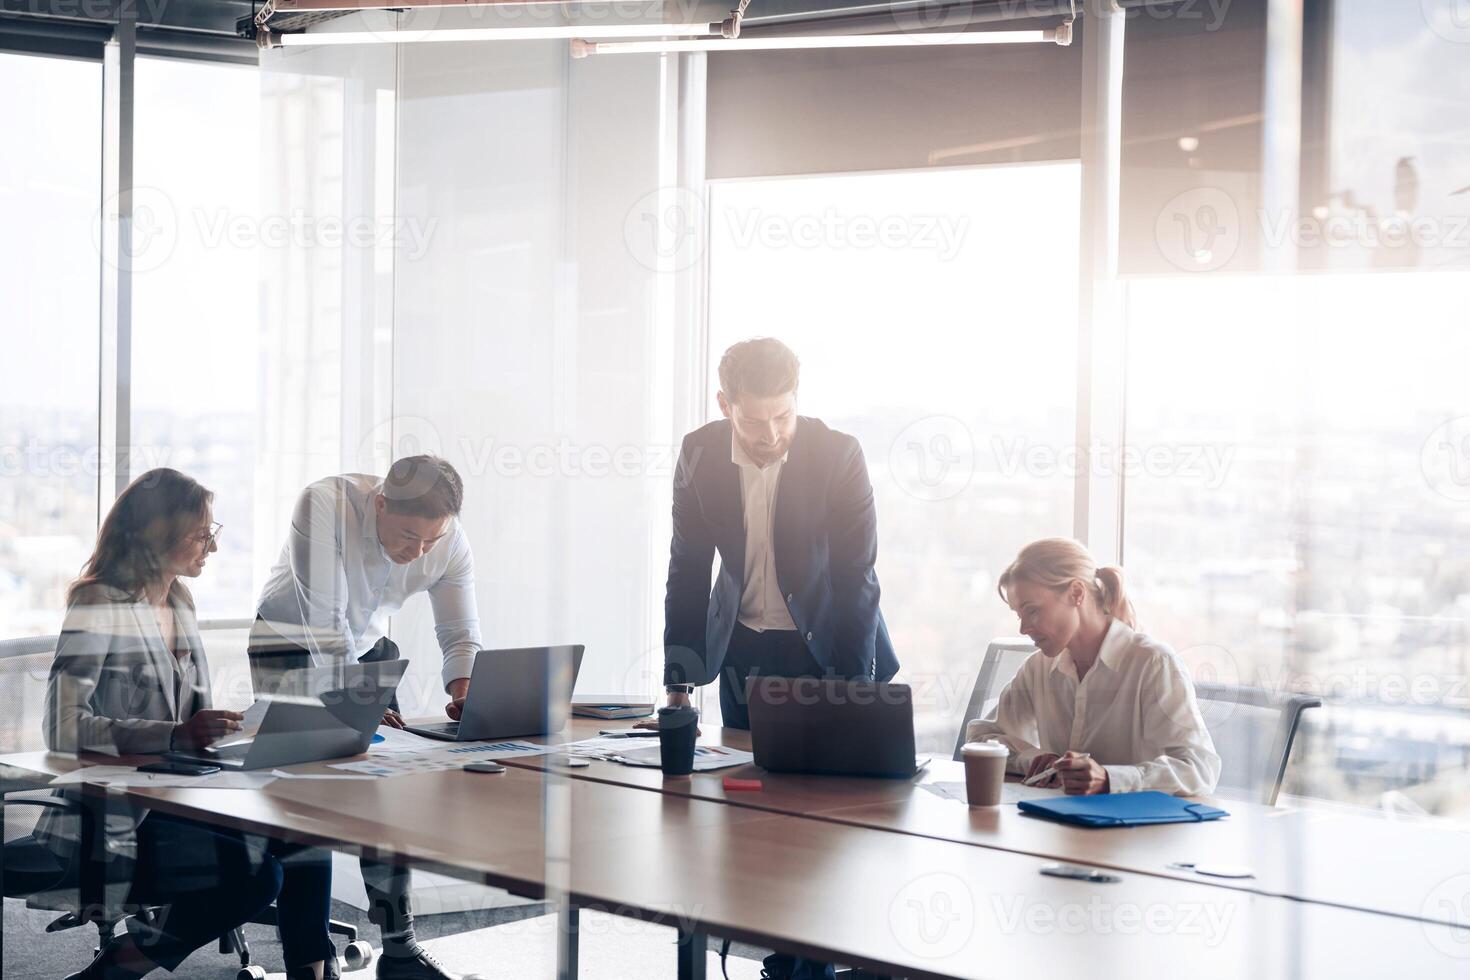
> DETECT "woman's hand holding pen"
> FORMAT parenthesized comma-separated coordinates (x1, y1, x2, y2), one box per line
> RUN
(1024, 753, 1061, 787)
(1055, 751, 1109, 795)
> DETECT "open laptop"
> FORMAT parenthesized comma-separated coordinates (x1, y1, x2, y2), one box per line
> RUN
(747, 676, 929, 778)
(167, 659, 407, 771)
(404, 645, 586, 742)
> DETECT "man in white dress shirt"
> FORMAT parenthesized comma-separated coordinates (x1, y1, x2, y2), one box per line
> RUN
(250, 455, 484, 980)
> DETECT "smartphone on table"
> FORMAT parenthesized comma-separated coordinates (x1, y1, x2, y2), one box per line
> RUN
(137, 760, 221, 776)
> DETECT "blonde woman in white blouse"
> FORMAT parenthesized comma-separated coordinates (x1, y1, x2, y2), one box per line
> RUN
(966, 538, 1221, 797)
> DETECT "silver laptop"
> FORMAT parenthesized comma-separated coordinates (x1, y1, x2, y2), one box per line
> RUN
(748, 677, 930, 779)
(168, 660, 407, 771)
(404, 645, 586, 742)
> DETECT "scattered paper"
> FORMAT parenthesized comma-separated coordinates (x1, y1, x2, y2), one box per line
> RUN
(919, 780, 1064, 805)
(270, 769, 378, 781)
(328, 739, 562, 778)
(370, 726, 449, 755)
(209, 700, 271, 750)
(51, 766, 151, 786)
(562, 735, 660, 760)
(198, 771, 277, 790)
(48, 766, 275, 790)
(612, 744, 754, 772)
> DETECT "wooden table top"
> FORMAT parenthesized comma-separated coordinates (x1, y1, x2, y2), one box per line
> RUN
(498, 719, 1470, 929)
(4, 749, 1467, 979)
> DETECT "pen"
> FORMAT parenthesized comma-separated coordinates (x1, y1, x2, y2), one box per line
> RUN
(597, 730, 662, 738)
(1024, 751, 1090, 787)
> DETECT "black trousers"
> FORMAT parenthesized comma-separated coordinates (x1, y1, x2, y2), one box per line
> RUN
(717, 623, 826, 732)
(716, 625, 836, 979)
(129, 812, 334, 972)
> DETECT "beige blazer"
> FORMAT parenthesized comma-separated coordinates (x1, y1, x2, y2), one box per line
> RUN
(35, 583, 211, 857)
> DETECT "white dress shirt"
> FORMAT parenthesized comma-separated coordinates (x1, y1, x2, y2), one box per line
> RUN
(965, 619, 1221, 796)
(732, 433, 797, 632)
(256, 474, 483, 689)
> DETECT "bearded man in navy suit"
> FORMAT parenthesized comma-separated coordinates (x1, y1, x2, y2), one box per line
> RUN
(656, 337, 898, 732)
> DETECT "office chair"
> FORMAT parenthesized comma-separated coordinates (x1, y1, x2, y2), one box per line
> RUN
(1, 631, 374, 979)
(2, 788, 150, 956)
(1192, 682, 1321, 805)
(951, 638, 1038, 761)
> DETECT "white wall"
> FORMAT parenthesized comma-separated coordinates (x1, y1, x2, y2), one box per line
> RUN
(256, 36, 397, 595)
(388, 44, 669, 716)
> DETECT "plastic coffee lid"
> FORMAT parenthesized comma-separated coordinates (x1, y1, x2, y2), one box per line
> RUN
(961, 740, 1008, 757)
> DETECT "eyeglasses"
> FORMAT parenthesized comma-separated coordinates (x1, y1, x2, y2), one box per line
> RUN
(196, 522, 223, 548)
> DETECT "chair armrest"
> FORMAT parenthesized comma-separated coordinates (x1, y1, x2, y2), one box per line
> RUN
(4, 791, 79, 815)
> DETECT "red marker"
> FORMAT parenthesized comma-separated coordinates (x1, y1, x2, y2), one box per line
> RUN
(723, 777, 763, 792)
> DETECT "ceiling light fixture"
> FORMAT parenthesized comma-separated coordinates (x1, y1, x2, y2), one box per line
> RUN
(570, 23, 1071, 57)
(266, 21, 726, 46)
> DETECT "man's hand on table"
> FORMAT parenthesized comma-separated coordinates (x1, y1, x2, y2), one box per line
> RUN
(633, 690, 702, 736)
(445, 677, 472, 721)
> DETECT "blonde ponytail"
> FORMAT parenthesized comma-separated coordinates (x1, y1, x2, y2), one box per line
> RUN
(1093, 565, 1137, 628)
(998, 538, 1139, 627)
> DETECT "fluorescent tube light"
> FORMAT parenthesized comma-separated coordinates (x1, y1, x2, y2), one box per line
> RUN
(571, 25, 1070, 56)
(274, 21, 723, 46)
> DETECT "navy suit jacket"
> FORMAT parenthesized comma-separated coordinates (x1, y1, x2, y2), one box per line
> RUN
(663, 416, 898, 687)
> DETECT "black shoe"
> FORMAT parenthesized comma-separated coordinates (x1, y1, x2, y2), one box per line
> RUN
(289, 962, 343, 980)
(760, 954, 836, 980)
(376, 945, 484, 980)
(64, 937, 147, 980)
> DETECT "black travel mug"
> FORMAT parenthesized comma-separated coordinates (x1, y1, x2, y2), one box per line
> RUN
(658, 705, 699, 776)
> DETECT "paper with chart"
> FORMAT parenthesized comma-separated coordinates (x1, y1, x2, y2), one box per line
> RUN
(556, 735, 753, 771)
(369, 726, 450, 755)
(611, 744, 754, 772)
(561, 734, 663, 760)
(329, 739, 563, 777)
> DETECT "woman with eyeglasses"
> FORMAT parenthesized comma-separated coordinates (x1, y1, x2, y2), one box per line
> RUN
(40, 468, 337, 980)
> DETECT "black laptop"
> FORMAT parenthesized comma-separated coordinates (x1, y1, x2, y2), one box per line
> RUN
(747, 676, 929, 779)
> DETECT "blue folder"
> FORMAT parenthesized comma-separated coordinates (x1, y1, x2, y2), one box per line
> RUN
(1017, 791, 1228, 828)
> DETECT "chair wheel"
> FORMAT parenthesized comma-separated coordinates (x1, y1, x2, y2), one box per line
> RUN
(237, 967, 266, 980)
(343, 940, 374, 970)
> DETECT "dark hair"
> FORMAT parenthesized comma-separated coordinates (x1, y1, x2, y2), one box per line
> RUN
(69, 468, 213, 607)
(718, 338, 800, 405)
(381, 455, 463, 519)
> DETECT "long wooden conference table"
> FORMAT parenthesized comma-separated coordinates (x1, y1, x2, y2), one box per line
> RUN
(3, 718, 1468, 979)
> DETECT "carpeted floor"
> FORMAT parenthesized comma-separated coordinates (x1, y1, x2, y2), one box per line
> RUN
(2, 899, 769, 979)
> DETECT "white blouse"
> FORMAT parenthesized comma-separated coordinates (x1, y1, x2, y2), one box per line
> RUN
(965, 619, 1221, 796)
